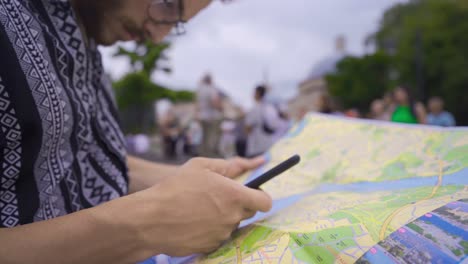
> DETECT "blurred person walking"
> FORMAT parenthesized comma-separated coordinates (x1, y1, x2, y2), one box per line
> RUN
(245, 85, 279, 158)
(234, 113, 248, 157)
(370, 99, 390, 121)
(317, 94, 334, 114)
(391, 87, 426, 124)
(160, 108, 181, 159)
(218, 119, 237, 158)
(196, 74, 223, 157)
(272, 103, 292, 141)
(316, 94, 344, 116)
(183, 118, 203, 157)
(427, 97, 456, 127)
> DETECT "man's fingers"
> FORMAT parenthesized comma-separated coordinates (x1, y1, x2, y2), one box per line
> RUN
(190, 158, 231, 176)
(227, 156, 265, 178)
(241, 156, 265, 170)
(238, 186, 273, 213)
(209, 174, 272, 213)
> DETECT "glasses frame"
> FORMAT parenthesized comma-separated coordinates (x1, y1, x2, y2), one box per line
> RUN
(148, 0, 187, 35)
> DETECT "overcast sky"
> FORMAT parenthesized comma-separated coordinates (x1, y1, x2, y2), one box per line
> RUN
(100, 0, 406, 109)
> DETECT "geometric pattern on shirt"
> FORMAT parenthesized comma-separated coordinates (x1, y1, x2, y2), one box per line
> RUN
(2, 0, 72, 220)
(0, 77, 22, 227)
(0, 0, 128, 226)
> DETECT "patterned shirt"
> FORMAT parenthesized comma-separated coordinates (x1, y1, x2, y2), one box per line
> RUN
(0, 0, 128, 228)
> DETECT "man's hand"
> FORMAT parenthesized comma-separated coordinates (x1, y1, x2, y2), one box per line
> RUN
(0, 157, 271, 264)
(225, 156, 265, 178)
(128, 156, 265, 193)
(119, 157, 272, 257)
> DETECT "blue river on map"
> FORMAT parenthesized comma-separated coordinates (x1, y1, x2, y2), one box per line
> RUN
(142, 165, 468, 264)
(312, 167, 468, 194)
(242, 167, 468, 227)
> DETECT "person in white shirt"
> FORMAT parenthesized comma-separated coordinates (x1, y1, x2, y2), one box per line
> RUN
(245, 85, 279, 157)
(272, 103, 292, 141)
(196, 74, 223, 157)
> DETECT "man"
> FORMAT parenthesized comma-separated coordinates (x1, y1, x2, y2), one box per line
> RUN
(427, 96, 456, 127)
(245, 85, 279, 158)
(196, 73, 223, 157)
(0, 0, 272, 263)
(369, 99, 390, 121)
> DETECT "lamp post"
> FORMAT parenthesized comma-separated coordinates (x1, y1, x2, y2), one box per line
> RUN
(415, 29, 425, 102)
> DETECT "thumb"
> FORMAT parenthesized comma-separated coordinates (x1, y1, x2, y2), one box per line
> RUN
(238, 186, 273, 213)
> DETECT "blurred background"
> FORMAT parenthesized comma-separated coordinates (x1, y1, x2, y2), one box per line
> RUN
(98, 0, 468, 163)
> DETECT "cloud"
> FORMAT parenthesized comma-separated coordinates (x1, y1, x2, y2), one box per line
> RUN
(100, 0, 407, 109)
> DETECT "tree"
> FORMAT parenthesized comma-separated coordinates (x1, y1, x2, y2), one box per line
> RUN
(326, 52, 394, 112)
(374, 0, 468, 125)
(113, 41, 194, 133)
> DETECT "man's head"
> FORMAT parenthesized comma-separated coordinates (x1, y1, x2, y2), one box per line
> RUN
(201, 74, 213, 85)
(71, 0, 212, 46)
(428, 97, 444, 114)
(370, 99, 384, 116)
(254, 85, 267, 102)
(393, 87, 410, 105)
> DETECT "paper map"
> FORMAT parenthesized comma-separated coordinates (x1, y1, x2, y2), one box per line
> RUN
(145, 114, 468, 264)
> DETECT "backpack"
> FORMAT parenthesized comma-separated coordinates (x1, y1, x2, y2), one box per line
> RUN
(261, 104, 277, 135)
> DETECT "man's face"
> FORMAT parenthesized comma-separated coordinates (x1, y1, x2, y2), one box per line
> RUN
(429, 99, 443, 114)
(73, 0, 212, 46)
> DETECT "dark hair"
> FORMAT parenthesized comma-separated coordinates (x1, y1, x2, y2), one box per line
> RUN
(428, 96, 444, 105)
(255, 85, 267, 99)
(202, 74, 212, 85)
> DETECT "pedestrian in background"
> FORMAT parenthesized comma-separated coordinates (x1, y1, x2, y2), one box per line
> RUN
(427, 97, 456, 127)
(160, 108, 181, 159)
(391, 87, 426, 124)
(245, 85, 279, 157)
(370, 99, 390, 121)
(196, 74, 223, 157)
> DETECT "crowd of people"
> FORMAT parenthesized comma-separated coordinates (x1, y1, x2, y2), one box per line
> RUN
(368, 86, 456, 126)
(158, 80, 457, 161)
(158, 74, 292, 160)
(313, 86, 456, 127)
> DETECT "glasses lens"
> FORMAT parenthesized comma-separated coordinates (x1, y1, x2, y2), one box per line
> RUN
(164, 22, 186, 37)
(149, 0, 183, 24)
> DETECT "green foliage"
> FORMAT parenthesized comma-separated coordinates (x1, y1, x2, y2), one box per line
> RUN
(327, 0, 468, 124)
(114, 41, 172, 76)
(112, 41, 194, 133)
(326, 52, 394, 111)
(113, 41, 195, 108)
(375, 0, 468, 124)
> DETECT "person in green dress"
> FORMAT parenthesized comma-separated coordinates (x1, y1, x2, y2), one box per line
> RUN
(391, 87, 427, 124)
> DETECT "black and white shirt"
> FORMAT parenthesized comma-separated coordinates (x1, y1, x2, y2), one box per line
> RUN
(0, 0, 128, 227)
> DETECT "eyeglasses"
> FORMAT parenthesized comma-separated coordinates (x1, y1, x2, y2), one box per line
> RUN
(147, 0, 235, 37)
(148, 0, 186, 35)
